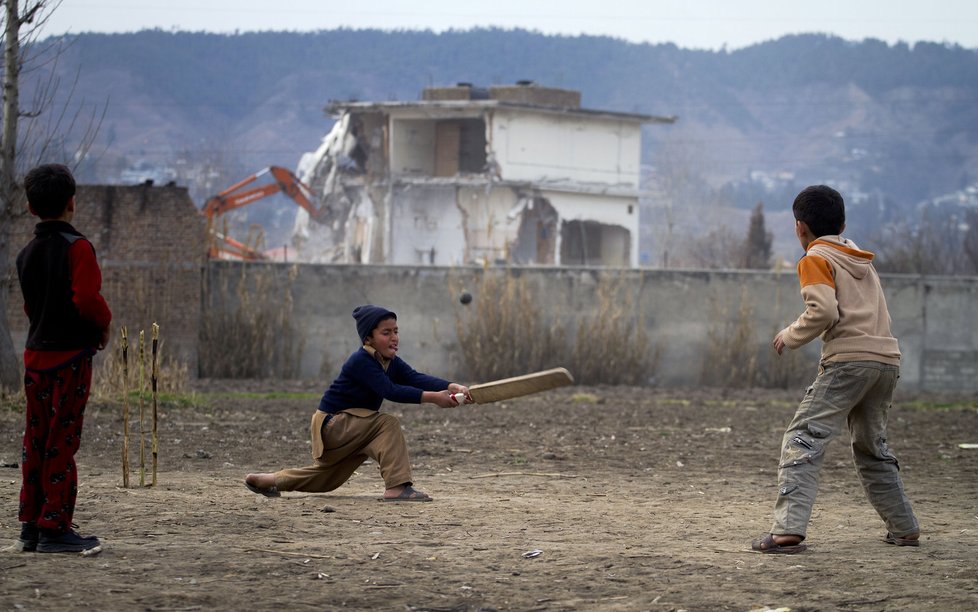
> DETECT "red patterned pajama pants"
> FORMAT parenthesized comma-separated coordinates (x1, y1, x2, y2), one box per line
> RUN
(19, 356, 93, 532)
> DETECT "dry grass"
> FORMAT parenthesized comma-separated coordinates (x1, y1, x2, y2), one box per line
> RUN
(91, 329, 190, 401)
(702, 288, 760, 388)
(0, 385, 24, 413)
(199, 264, 305, 379)
(569, 275, 658, 385)
(701, 286, 811, 389)
(454, 270, 566, 381)
(0, 329, 190, 408)
(454, 270, 657, 385)
(762, 325, 813, 389)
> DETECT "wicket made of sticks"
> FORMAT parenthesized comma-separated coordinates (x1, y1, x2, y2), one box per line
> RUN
(120, 323, 160, 487)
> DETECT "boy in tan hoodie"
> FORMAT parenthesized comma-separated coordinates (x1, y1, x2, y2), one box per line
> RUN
(751, 185, 919, 554)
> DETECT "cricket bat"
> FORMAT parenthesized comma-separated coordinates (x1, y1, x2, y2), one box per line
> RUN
(452, 367, 574, 404)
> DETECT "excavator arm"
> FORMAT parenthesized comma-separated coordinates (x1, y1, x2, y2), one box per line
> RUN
(203, 166, 319, 218)
(203, 166, 322, 260)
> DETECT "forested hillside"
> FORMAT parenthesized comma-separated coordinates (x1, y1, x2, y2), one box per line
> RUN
(21, 28, 978, 267)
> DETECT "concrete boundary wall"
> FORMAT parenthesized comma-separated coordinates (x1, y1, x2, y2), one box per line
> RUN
(203, 263, 978, 393)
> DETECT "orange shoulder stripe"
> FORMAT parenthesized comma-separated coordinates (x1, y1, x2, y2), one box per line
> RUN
(810, 239, 874, 260)
(797, 255, 835, 288)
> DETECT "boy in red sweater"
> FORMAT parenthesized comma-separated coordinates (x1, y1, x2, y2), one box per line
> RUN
(14, 164, 111, 553)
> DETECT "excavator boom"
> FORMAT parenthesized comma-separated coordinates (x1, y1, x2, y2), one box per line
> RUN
(203, 166, 321, 260)
(203, 166, 318, 218)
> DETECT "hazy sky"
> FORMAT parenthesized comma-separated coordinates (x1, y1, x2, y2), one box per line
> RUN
(41, 0, 978, 50)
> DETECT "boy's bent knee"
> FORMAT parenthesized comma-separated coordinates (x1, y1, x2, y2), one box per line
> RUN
(375, 413, 402, 428)
(779, 429, 828, 469)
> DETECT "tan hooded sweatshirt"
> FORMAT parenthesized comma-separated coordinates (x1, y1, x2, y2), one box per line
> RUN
(779, 235, 900, 365)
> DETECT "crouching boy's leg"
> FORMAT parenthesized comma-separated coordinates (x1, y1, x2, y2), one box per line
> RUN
(247, 410, 427, 500)
(245, 410, 366, 495)
(357, 412, 430, 501)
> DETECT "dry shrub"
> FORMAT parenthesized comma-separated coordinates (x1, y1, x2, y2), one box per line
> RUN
(702, 287, 760, 388)
(91, 333, 190, 401)
(454, 270, 657, 385)
(199, 264, 305, 379)
(702, 286, 812, 389)
(569, 275, 658, 385)
(761, 326, 813, 389)
(1, 328, 189, 408)
(0, 385, 24, 412)
(454, 270, 566, 380)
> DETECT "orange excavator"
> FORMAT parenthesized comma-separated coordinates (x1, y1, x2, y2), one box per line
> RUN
(203, 166, 322, 260)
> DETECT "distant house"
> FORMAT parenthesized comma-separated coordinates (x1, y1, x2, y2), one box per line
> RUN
(293, 82, 675, 267)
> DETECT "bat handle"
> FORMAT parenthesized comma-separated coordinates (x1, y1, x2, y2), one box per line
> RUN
(451, 393, 466, 405)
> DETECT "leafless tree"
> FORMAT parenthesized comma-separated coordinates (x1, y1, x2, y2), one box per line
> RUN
(1, 0, 104, 389)
(963, 210, 978, 274)
(684, 226, 744, 269)
(645, 136, 736, 268)
(873, 207, 978, 276)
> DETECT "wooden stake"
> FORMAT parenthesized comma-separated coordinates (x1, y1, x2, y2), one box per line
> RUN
(151, 323, 159, 487)
(138, 330, 146, 487)
(121, 326, 130, 488)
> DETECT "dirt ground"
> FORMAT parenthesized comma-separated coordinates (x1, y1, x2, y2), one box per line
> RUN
(1, 381, 976, 611)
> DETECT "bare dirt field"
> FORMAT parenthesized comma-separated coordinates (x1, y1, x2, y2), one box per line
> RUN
(1, 382, 977, 611)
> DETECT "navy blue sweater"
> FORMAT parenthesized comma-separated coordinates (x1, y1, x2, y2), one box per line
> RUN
(318, 347, 450, 414)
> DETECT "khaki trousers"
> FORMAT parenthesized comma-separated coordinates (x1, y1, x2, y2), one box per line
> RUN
(273, 408, 413, 492)
(772, 361, 919, 539)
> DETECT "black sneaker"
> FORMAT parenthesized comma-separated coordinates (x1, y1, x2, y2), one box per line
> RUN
(15, 522, 38, 552)
(37, 528, 101, 553)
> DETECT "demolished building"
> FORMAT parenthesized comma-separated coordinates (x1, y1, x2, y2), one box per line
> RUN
(292, 82, 675, 266)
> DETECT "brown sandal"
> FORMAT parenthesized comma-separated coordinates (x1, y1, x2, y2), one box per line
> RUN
(382, 485, 432, 502)
(244, 480, 280, 498)
(751, 533, 807, 554)
(884, 532, 920, 547)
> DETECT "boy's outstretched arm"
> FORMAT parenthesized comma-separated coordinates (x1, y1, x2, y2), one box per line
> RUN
(423, 383, 472, 407)
(774, 255, 839, 354)
(422, 390, 461, 408)
(447, 382, 472, 403)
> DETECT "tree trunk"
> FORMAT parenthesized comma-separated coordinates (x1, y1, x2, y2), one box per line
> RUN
(0, 0, 24, 390)
(0, 281, 20, 391)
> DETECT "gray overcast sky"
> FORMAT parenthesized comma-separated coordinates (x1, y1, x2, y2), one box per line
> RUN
(41, 0, 978, 50)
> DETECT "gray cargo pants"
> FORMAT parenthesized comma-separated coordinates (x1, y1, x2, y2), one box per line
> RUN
(772, 360, 919, 539)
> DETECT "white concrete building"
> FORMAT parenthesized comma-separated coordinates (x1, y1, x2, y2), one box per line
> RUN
(293, 82, 675, 267)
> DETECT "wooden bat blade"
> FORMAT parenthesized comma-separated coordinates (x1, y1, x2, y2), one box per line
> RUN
(468, 367, 574, 403)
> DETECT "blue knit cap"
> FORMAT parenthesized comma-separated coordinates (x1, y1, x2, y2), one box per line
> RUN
(352, 304, 397, 342)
